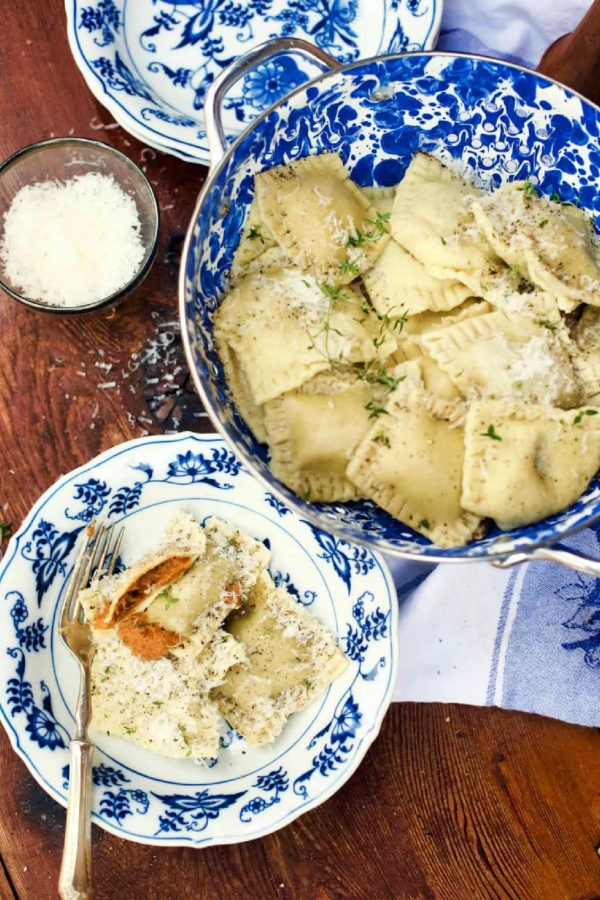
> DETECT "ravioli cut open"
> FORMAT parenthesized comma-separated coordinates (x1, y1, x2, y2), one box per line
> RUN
(213, 572, 348, 746)
(80, 510, 206, 629)
(145, 516, 270, 641)
(254, 152, 389, 285)
(462, 399, 600, 529)
(346, 381, 480, 547)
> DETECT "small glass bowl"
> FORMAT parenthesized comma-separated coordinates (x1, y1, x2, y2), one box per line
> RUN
(0, 137, 160, 314)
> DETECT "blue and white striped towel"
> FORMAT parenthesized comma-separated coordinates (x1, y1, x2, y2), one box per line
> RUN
(389, 0, 598, 725)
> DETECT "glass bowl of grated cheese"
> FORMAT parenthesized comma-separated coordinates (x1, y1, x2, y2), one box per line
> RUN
(0, 137, 160, 313)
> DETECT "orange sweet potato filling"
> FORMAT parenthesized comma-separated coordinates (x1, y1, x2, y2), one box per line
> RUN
(116, 615, 182, 661)
(93, 555, 193, 628)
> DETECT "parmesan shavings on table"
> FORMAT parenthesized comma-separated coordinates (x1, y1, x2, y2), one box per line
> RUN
(0, 172, 145, 306)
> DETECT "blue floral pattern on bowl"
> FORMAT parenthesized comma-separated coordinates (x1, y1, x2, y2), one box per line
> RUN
(66, 0, 442, 162)
(180, 51, 600, 561)
(0, 433, 397, 846)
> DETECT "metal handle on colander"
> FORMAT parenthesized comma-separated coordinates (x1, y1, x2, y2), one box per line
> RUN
(204, 37, 338, 168)
(494, 545, 600, 577)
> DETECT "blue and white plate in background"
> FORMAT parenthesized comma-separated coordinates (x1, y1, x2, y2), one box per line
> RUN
(65, 0, 443, 164)
(0, 432, 397, 846)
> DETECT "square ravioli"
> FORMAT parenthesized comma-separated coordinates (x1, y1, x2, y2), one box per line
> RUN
(471, 181, 600, 310)
(229, 195, 277, 285)
(263, 368, 386, 501)
(572, 306, 600, 402)
(254, 152, 389, 285)
(214, 572, 348, 746)
(462, 399, 600, 529)
(346, 381, 481, 547)
(90, 627, 245, 758)
(390, 153, 498, 292)
(421, 309, 582, 408)
(362, 239, 472, 319)
(214, 265, 397, 404)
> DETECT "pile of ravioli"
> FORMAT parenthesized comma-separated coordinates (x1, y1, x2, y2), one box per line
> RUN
(214, 152, 600, 549)
(79, 510, 347, 758)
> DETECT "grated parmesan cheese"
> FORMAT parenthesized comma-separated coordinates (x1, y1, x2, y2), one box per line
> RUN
(0, 172, 145, 306)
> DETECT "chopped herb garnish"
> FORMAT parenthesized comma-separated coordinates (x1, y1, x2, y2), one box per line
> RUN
(481, 424, 502, 441)
(338, 258, 360, 277)
(508, 265, 521, 279)
(304, 487, 312, 501)
(372, 432, 391, 448)
(365, 400, 389, 420)
(539, 219, 548, 228)
(440, 236, 447, 245)
(536, 318, 557, 332)
(0, 522, 12, 540)
(519, 179, 537, 198)
(550, 191, 561, 203)
(123, 726, 136, 735)
(152, 701, 163, 707)
(247, 226, 262, 240)
(574, 409, 599, 424)
(158, 586, 180, 610)
(302, 279, 312, 288)
(513, 380, 524, 390)
(419, 519, 430, 530)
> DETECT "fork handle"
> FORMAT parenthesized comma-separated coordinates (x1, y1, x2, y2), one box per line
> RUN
(59, 740, 95, 900)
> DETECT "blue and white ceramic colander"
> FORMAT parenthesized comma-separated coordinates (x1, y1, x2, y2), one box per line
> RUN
(179, 39, 600, 574)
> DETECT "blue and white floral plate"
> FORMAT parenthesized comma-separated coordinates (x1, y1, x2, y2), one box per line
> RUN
(0, 432, 397, 846)
(65, 0, 442, 164)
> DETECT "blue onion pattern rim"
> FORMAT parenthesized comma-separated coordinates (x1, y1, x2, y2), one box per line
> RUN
(65, 0, 442, 162)
(0, 432, 397, 846)
(179, 50, 600, 562)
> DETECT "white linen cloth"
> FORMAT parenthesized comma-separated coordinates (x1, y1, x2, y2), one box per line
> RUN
(389, 0, 599, 724)
(437, 0, 591, 68)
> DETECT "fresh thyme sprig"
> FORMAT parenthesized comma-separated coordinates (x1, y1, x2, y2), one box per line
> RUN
(345, 211, 390, 248)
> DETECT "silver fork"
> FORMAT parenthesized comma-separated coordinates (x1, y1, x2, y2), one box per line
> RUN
(58, 520, 124, 900)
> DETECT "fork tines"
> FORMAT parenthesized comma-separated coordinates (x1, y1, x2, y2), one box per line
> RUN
(60, 521, 125, 627)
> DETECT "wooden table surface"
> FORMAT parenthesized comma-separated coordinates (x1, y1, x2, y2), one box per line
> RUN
(1, 4, 600, 899)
